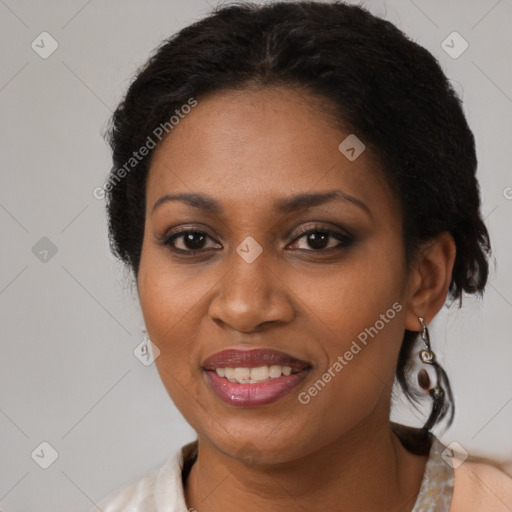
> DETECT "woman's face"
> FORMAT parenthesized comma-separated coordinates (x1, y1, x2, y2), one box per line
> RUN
(138, 86, 414, 464)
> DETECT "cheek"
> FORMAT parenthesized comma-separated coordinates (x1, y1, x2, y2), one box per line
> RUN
(137, 242, 228, 386)
(295, 240, 406, 398)
(297, 239, 405, 342)
(137, 262, 207, 414)
(137, 248, 199, 365)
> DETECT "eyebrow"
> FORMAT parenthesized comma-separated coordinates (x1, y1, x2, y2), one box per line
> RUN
(151, 190, 372, 218)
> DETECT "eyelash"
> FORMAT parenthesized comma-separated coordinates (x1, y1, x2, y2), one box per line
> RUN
(155, 225, 354, 255)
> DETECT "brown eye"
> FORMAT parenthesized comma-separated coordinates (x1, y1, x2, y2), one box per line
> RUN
(289, 228, 354, 251)
(159, 230, 221, 253)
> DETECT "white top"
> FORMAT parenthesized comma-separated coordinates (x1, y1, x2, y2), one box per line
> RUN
(92, 434, 459, 512)
(92, 442, 193, 511)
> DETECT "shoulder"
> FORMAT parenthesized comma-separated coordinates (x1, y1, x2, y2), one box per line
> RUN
(450, 458, 512, 511)
(90, 441, 196, 512)
(90, 467, 159, 512)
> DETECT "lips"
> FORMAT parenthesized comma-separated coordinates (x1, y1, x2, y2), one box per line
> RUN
(202, 348, 311, 372)
(202, 348, 312, 407)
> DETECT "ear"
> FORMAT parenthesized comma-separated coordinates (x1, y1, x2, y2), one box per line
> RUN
(403, 231, 456, 331)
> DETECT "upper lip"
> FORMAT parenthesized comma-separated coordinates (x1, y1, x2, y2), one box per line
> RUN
(202, 348, 311, 371)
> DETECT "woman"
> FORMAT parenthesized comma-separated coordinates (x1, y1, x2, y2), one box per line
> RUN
(92, 2, 512, 510)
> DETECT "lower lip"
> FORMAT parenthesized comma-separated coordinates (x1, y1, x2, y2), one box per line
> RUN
(204, 369, 310, 407)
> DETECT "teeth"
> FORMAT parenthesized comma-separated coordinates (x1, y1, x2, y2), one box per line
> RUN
(234, 367, 251, 380)
(269, 365, 282, 378)
(250, 365, 269, 381)
(215, 365, 294, 383)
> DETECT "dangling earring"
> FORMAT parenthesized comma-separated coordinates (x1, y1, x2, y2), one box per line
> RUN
(417, 317, 447, 431)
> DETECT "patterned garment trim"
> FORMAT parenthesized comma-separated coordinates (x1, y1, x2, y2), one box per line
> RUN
(411, 435, 454, 512)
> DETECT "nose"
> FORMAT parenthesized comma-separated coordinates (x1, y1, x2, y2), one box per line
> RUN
(207, 247, 295, 333)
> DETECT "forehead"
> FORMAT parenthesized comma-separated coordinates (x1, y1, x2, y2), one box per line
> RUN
(146, 87, 394, 216)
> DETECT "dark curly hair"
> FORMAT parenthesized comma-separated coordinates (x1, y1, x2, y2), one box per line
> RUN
(103, 1, 491, 434)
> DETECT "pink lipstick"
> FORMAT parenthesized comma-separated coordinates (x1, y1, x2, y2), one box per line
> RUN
(202, 348, 311, 407)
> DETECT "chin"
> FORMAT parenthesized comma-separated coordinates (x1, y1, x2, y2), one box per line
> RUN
(204, 423, 314, 466)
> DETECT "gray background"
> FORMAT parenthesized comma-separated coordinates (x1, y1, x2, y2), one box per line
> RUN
(1, 0, 511, 510)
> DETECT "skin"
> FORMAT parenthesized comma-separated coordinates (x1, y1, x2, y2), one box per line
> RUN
(137, 86, 456, 511)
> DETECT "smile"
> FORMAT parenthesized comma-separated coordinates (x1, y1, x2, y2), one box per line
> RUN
(202, 348, 312, 407)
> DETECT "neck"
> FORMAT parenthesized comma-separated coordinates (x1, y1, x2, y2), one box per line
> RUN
(184, 418, 429, 512)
